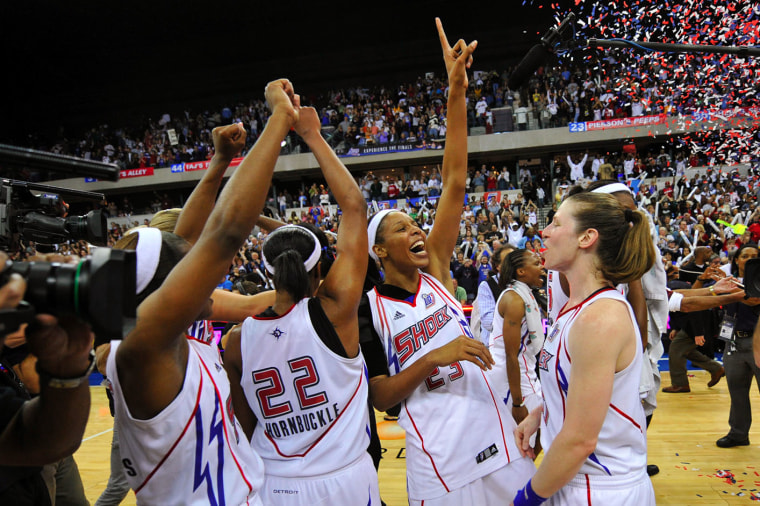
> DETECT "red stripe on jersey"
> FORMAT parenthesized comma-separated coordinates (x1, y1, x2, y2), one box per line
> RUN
(554, 333, 567, 420)
(198, 357, 254, 493)
(609, 403, 644, 433)
(251, 303, 297, 320)
(585, 474, 592, 505)
(562, 335, 572, 365)
(520, 343, 537, 395)
(423, 273, 472, 337)
(422, 273, 458, 308)
(561, 303, 586, 366)
(374, 276, 423, 307)
(404, 401, 450, 492)
(265, 371, 365, 458)
(375, 294, 392, 346)
(135, 363, 204, 493)
(556, 287, 617, 320)
(479, 370, 511, 462)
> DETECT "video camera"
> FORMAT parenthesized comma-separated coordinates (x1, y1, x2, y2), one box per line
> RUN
(0, 178, 107, 252)
(0, 144, 136, 342)
(1, 248, 136, 341)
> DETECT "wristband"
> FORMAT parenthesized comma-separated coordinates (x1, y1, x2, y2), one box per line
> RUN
(513, 400, 526, 408)
(513, 479, 548, 506)
(709, 286, 717, 296)
(36, 350, 96, 389)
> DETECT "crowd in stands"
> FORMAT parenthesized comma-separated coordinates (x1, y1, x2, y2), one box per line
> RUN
(15, 154, 758, 311)
(8, 51, 730, 184)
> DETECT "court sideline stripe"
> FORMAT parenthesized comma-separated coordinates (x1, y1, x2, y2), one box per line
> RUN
(82, 428, 113, 442)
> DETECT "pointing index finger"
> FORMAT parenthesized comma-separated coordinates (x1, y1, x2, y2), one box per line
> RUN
(435, 17, 450, 52)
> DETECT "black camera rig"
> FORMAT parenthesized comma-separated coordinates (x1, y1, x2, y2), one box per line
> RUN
(0, 145, 135, 342)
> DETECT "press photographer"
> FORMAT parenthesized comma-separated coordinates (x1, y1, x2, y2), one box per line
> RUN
(0, 250, 95, 505)
(0, 146, 135, 505)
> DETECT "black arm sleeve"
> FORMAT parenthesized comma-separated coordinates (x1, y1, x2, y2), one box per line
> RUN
(358, 293, 390, 378)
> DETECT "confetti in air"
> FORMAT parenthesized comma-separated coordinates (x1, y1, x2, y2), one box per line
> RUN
(534, 0, 760, 164)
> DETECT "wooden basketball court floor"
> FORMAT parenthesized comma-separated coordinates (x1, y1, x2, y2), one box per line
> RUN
(76, 370, 760, 505)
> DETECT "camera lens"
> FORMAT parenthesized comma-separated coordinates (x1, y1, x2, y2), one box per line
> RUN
(64, 210, 107, 246)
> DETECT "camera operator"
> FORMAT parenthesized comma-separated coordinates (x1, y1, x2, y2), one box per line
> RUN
(0, 251, 94, 505)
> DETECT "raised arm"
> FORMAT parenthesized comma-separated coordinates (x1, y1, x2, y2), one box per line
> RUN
(425, 18, 477, 290)
(117, 80, 298, 418)
(296, 107, 367, 358)
(173, 128, 245, 243)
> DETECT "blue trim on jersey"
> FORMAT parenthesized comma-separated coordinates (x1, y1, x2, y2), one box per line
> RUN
(193, 390, 227, 505)
(557, 362, 569, 395)
(386, 337, 400, 375)
(588, 451, 612, 476)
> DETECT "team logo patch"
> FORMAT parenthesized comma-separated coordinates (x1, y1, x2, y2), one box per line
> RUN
(271, 327, 285, 340)
(538, 349, 554, 371)
(547, 324, 560, 342)
(393, 311, 406, 320)
(422, 292, 435, 308)
(475, 443, 499, 464)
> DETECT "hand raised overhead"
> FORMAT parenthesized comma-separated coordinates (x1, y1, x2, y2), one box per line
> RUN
(294, 106, 321, 140)
(264, 78, 299, 123)
(435, 17, 477, 90)
(212, 122, 247, 160)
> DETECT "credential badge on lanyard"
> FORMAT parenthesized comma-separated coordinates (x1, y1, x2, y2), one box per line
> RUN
(718, 313, 736, 342)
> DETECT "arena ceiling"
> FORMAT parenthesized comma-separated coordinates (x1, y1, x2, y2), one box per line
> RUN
(1, 1, 567, 141)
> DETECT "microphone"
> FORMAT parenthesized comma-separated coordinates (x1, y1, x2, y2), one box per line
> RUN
(509, 44, 553, 90)
(508, 13, 576, 90)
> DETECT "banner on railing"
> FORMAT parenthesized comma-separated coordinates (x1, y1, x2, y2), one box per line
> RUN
(344, 141, 442, 157)
(119, 167, 154, 179)
(570, 107, 760, 133)
(569, 114, 667, 133)
(172, 156, 243, 173)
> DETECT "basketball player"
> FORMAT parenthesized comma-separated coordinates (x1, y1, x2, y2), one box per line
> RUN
(488, 249, 545, 446)
(363, 19, 535, 505)
(224, 106, 380, 504)
(105, 79, 299, 505)
(547, 180, 663, 476)
(513, 192, 656, 505)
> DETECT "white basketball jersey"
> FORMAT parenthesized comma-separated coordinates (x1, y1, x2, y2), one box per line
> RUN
(107, 338, 264, 506)
(187, 320, 215, 345)
(546, 269, 568, 327)
(239, 298, 371, 478)
(539, 288, 648, 477)
(488, 287, 544, 406)
(367, 272, 521, 500)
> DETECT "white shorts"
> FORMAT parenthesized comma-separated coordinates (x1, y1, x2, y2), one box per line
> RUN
(259, 453, 380, 506)
(546, 470, 655, 506)
(409, 456, 535, 506)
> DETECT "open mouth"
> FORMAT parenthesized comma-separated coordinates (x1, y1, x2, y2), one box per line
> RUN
(410, 240, 426, 254)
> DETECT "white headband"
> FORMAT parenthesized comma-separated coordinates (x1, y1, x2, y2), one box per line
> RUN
(591, 182, 633, 195)
(368, 209, 400, 262)
(127, 227, 163, 294)
(261, 225, 321, 275)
